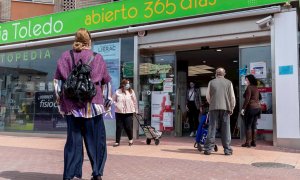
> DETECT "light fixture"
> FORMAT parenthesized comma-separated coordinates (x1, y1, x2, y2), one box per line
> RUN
(233, 60, 238, 63)
(202, 60, 206, 63)
(216, 49, 222, 52)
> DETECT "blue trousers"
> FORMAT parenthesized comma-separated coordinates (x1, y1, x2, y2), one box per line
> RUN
(63, 115, 107, 179)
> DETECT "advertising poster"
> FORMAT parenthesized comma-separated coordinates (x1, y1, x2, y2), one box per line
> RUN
(163, 78, 173, 92)
(34, 92, 66, 131)
(257, 87, 273, 130)
(250, 62, 267, 79)
(94, 42, 120, 120)
(151, 91, 173, 131)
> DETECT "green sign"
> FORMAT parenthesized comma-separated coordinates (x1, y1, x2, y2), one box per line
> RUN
(123, 62, 134, 78)
(0, 0, 289, 45)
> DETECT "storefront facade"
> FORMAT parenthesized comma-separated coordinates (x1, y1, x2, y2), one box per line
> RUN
(0, 0, 299, 149)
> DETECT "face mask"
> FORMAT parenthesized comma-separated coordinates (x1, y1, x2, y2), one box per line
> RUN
(125, 83, 130, 89)
(244, 81, 249, 86)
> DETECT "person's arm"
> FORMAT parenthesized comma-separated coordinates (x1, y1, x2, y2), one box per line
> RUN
(229, 83, 236, 114)
(242, 86, 251, 109)
(206, 82, 211, 104)
(197, 89, 202, 112)
(112, 90, 117, 103)
(102, 82, 112, 109)
(241, 86, 251, 114)
(99, 55, 112, 109)
(53, 53, 66, 115)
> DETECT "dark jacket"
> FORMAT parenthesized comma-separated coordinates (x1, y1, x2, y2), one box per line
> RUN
(242, 85, 261, 110)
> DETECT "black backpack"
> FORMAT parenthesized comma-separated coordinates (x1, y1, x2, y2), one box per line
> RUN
(63, 50, 98, 103)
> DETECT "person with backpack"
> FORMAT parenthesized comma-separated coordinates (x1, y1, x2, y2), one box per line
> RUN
(112, 79, 138, 147)
(54, 28, 112, 180)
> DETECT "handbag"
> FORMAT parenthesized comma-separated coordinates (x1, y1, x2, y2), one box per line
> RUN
(183, 121, 190, 129)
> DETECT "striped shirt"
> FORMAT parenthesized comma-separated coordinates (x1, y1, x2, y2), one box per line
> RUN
(53, 79, 110, 118)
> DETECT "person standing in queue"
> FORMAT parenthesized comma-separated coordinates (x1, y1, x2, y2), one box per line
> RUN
(204, 68, 236, 156)
(241, 74, 262, 148)
(186, 81, 202, 137)
(112, 79, 138, 147)
(54, 28, 112, 180)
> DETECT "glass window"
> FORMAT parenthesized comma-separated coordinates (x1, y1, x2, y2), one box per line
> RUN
(0, 44, 69, 131)
(239, 45, 273, 131)
(138, 54, 176, 132)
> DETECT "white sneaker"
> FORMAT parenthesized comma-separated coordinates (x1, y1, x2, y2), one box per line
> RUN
(194, 131, 197, 136)
(190, 132, 194, 137)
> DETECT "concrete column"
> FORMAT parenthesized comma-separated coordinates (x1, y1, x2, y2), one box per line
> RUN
(273, 10, 300, 149)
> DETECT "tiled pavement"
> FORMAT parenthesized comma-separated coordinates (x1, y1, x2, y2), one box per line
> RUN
(0, 133, 300, 180)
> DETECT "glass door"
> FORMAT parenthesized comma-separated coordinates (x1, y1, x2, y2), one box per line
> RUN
(138, 53, 176, 134)
(239, 45, 273, 140)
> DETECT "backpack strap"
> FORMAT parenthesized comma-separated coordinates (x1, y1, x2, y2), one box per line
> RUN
(87, 52, 97, 65)
(69, 50, 76, 68)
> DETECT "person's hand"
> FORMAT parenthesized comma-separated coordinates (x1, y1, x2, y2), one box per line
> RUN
(56, 97, 60, 105)
(229, 111, 233, 116)
(240, 109, 245, 116)
(104, 98, 112, 109)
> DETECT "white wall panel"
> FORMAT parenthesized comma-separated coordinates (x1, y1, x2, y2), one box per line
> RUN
(274, 11, 300, 138)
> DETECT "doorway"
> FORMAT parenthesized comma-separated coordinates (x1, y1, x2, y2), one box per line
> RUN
(176, 46, 240, 137)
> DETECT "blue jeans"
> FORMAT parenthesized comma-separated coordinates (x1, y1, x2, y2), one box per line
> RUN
(63, 115, 107, 179)
(204, 110, 232, 154)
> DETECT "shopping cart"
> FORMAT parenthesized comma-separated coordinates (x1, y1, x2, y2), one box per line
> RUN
(134, 113, 162, 145)
(194, 113, 218, 152)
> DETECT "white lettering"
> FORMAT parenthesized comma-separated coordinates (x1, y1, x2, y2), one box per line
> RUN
(40, 100, 58, 108)
(42, 17, 52, 35)
(53, 20, 63, 33)
(33, 24, 42, 36)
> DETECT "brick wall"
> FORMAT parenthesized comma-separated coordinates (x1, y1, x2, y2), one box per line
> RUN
(76, 0, 112, 9)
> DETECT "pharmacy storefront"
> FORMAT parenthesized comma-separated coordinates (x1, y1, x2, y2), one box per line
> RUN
(0, 0, 299, 149)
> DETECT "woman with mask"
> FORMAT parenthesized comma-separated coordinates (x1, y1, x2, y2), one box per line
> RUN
(112, 79, 138, 147)
(241, 74, 262, 148)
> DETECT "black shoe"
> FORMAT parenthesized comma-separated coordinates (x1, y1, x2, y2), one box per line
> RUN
(91, 175, 102, 180)
(241, 143, 251, 148)
(214, 145, 218, 152)
(225, 152, 233, 156)
(251, 141, 256, 147)
(204, 151, 211, 155)
(113, 142, 119, 147)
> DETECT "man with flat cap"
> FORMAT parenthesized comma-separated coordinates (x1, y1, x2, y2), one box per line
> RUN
(204, 68, 236, 156)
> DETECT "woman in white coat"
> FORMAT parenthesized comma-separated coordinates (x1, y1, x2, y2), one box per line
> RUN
(112, 79, 138, 147)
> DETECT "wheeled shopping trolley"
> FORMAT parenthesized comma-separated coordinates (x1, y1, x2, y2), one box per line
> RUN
(134, 113, 162, 145)
(194, 113, 218, 152)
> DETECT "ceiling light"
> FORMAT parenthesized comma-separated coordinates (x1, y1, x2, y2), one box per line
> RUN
(233, 60, 238, 63)
(202, 61, 206, 63)
(216, 49, 222, 52)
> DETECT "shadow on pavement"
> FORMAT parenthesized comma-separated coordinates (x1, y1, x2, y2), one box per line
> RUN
(0, 171, 62, 180)
(161, 148, 200, 154)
